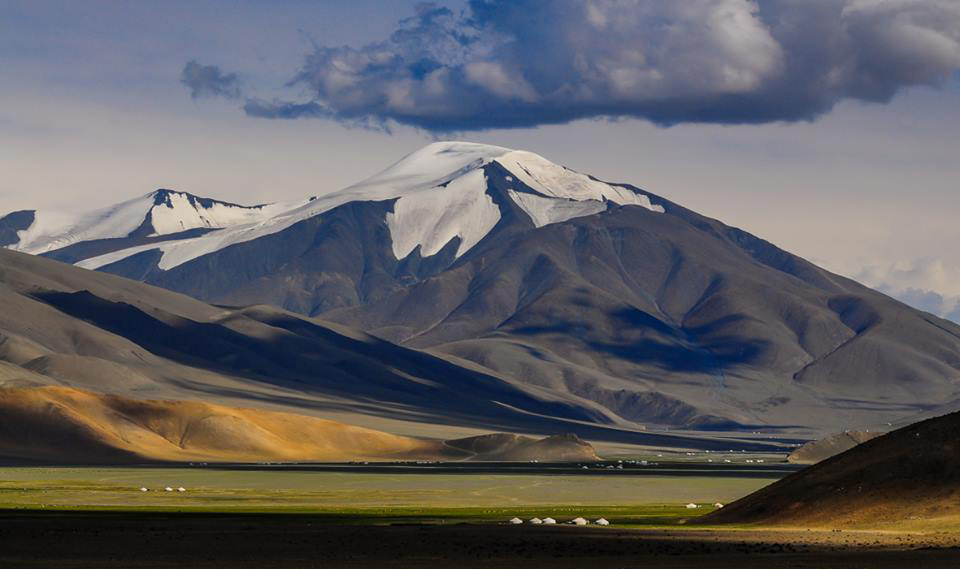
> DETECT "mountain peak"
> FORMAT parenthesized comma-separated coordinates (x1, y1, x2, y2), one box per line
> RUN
(7, 188, 296, 256)
(341, 141, 515, 199)
(11, 143, 663, 271)
(149, 188, 266, 211)
(321, 140, 663, 259)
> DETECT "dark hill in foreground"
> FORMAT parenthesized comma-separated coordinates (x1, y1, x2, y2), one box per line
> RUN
(703, 411, 960, 528)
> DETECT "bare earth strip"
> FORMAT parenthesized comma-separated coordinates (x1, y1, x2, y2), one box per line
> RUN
(1, 511, 959, 569)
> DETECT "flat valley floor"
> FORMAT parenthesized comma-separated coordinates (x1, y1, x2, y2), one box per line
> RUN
(1, 466, 958, 568)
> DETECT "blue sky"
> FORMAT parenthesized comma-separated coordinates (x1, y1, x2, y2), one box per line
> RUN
(2, 1, 960, 320)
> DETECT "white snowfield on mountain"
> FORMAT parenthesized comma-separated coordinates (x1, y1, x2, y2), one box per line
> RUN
(12, 191, 309, 256)
(11, 142, 663, 271)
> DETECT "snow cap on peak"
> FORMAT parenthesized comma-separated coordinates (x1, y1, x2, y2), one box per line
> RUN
(72, 142, 663, 272)
(339, 141, 514, 199)
(12, 188, 295, 256)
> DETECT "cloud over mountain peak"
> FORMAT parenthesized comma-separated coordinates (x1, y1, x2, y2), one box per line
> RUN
(184, 0, 960, 131)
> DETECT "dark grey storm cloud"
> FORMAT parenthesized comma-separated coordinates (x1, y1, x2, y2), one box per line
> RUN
(186, 0, 960, 131)
(181, 60, 241, 100)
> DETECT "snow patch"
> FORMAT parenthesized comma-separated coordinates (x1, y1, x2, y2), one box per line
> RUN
(507, 190, 608, 228)
(15, 196, 158, 255)
(495, 151, 664, 212)
(149, 192, 290, 236)
(387, 168, 500, 259)
(12, 190, 300, 257)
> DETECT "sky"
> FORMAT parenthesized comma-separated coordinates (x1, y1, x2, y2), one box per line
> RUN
(2, 0, 960, 321)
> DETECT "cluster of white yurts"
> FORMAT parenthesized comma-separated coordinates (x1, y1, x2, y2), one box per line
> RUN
(508, 517, 609, 526)
(508, 503, 726, 525)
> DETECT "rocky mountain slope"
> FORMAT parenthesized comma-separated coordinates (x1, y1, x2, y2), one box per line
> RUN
(0, 248, 774, 454)
(4, 142, 960, 433)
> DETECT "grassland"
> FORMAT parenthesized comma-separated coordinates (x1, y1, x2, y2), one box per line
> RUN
(3, 467, 960, 568)
(0, 466, 775, 526)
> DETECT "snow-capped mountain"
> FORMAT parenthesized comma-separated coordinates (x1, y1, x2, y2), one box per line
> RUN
(3, 142, 663, 271)
(4, 142, 960, 433)
(3, 189, 313, 264)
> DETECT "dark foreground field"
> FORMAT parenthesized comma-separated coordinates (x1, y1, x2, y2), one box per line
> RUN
(1, 510, 959, 569)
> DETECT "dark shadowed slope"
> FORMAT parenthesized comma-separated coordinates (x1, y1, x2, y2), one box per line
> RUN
(704, 410, 960, 528)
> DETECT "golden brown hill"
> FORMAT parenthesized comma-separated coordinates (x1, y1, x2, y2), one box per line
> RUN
(0, 386, 444, 463)
(703, 411, 960, 528)
(0, 387, 603, 464)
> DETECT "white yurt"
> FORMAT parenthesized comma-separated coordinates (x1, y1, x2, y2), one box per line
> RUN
(685, 503, 699, 509)
(508, 517, 523, 524)
(529, 518, 543, 524)
(543, 517, 557, 525)
(595, 518, 610, 526)
(571, 517, 588, 525)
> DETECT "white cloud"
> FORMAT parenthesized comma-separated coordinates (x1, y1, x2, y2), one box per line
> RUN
(853, 258, 960, 322)
(192, 0, 960, 131)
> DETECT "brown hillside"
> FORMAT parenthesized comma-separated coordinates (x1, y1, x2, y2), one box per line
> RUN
(0, 387, 603, 464)
(703, 411, 960, 528)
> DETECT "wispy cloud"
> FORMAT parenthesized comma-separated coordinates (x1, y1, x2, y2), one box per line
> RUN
(181, 60, 241, 100)
(181, 0, 960, 131)
(855, 258, 960, 322)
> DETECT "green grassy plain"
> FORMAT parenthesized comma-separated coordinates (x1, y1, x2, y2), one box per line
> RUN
(0, 467, 777, 526)
(6, 467, 960, 569)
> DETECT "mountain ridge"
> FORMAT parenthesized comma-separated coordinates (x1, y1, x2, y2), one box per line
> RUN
(2, 247, 780, 452)
(3, 142, 959, 434)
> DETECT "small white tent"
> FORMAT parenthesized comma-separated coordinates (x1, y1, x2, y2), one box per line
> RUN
(177, 487, 186, 492)
(595, 518, 610, 526)
(139, 487, 148, 492)
(164, 487, 173, 492)
(543, 517, 557, 525)
(713, 503, 724, 508)
(685, 503, 699, 509)
(509, 517, 523, 524)
(529, 518, 543, 524)
(571, 517, 588, 526)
